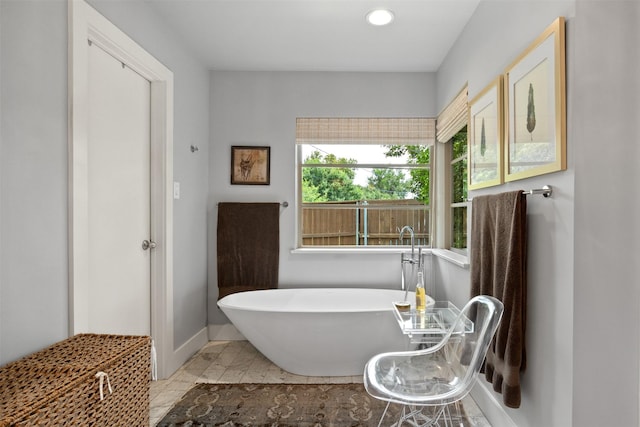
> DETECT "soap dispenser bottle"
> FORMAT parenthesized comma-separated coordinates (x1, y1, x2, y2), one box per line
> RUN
(415, 269, 426, 312)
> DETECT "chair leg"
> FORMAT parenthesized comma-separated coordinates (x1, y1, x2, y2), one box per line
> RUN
(377, 400, 392, 427)
(449, 400, 463, 427)
(442, 404, 452, 427)
(379, 402, 460, 427)
(394, 404, 446, 427)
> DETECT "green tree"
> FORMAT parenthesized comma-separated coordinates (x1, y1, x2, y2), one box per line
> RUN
(451, 127, 468, 249)
(302, 151, 363, 202)
(384, 145, 431, 204)
(364, 169, 410, 200)
(451, 128, 468, 203)
(301, 178, 322, 202)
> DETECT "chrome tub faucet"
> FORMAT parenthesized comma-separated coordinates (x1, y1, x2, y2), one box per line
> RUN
(399, 225, 422, 297)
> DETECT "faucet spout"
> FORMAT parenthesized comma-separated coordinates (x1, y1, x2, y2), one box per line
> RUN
(399, 225, 416, 296)
(399, 225, 415, 260)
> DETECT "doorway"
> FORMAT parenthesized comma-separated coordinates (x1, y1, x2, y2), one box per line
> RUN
(87, 42, 151, 335)
(69, 0, 174, 378)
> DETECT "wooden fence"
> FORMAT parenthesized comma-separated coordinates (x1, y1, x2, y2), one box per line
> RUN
(301, 200, 430, 246)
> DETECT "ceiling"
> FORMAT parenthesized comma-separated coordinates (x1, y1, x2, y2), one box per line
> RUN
(145, 0, 481, 72)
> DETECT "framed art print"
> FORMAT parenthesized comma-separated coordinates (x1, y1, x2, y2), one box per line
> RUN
(504, 17, 566, 181)
(468, 76, 503, 190)
(230, 145, 270, 185)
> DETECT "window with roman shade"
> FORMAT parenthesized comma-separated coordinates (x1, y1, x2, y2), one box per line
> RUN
(436, 86, 468, 143)
(436, 86, 469, 251)
(295, 117, 435, 248)
(296, 118, 435, 146)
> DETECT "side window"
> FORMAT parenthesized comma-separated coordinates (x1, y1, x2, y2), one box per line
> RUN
(450, 127, 468, 251)
(435, 86, 468, 252)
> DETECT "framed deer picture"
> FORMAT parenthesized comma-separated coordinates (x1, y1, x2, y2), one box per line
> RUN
(230, 145, 271, 185)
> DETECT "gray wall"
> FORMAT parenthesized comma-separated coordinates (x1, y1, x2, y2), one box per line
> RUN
(572, 1, 640, 426)
(3, 1, 639, 425)
(1, 0, 69, 363)
(0, 0, 3, 361)
(208, 71, 436, 323)
(0, 0, 209, 363)
(437, 2, 577, 426)
(437, 1, 640, 426)
(88, 0, 210, 355)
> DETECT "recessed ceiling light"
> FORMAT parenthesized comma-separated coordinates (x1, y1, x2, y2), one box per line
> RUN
(366, 9, 394, 26)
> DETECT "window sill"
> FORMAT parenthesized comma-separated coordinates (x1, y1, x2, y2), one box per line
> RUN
(431, 249, 469, 269)
(290, 247, 432, 255)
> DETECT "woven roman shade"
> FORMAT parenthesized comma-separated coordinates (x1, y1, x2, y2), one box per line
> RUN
(436, 86, 468, 143)
(296, 118, 436, 145)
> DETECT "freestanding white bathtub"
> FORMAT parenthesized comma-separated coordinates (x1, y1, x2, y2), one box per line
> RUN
(217, 288, 433, 376)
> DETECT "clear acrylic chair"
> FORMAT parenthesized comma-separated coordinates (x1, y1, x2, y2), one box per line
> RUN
(363, 295, 504, 427)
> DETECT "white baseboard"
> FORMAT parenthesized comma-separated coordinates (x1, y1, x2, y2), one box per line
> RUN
(470, 381, 518, 427)
(208, 323, 246, 341)
(162, 327, 208, 379)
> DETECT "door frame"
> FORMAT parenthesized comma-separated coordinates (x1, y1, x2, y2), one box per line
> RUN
(68, 0, 174, 378)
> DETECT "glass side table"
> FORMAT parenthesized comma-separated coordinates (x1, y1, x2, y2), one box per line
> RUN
(392, 301, 474, 345)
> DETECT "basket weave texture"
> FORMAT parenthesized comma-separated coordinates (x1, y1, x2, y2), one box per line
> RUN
(0, 334, 151, 426)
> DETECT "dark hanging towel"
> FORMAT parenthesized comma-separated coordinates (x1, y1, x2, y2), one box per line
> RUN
(470, 190, 527, 409)
(217, 203, 280, 299)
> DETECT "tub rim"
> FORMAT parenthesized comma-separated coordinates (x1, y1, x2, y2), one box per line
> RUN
(217, 287, 424, 314)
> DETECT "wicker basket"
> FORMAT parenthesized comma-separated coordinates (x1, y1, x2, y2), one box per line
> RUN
(0, 334, 151, 426)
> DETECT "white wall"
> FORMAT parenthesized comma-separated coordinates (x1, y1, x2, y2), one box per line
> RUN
(88, 0, 210, 354)
(436, 1, 640, 426)
(208, 71, 436, 323)
(4, 2, 638, 422)
(0, 0, 3, 362)
(0, 0, 69, 363)
(0, 0, 210, 368)
(436, 1, 576, 426)
(572, 1, 640, 426)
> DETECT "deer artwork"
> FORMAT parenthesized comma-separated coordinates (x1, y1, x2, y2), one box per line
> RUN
(239, 152, 255, 181)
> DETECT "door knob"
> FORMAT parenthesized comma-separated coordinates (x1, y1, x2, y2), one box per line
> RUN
(142, 240, 157, 250)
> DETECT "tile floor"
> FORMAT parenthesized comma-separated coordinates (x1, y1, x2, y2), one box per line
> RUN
(149, 340, 491, 426)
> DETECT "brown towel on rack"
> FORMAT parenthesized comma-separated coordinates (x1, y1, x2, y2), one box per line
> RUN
(217, 203, 280, 299)
(470, 190, 527, 409)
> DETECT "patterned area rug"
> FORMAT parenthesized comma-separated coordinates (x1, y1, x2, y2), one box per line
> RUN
(157, 383, 469, 426)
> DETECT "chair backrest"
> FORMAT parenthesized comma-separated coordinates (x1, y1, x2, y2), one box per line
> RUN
(444, 295, 504, 399)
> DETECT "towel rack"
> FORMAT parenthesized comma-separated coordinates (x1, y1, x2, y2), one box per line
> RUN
(522, 185, 552, 198)
(468, 185, 552, 202)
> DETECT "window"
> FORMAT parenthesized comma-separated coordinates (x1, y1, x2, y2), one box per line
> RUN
(435, 86, 469, 253)
(296, 118, 435, 248)
(450, 127, 468, 251)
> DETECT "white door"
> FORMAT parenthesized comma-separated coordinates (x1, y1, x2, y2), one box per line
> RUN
(87, 43, 151, 335)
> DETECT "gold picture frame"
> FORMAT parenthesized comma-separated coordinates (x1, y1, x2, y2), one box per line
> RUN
(504, 17, 566, 182)
(230, 145, 270, 185)
(468, 76, 504, 190)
